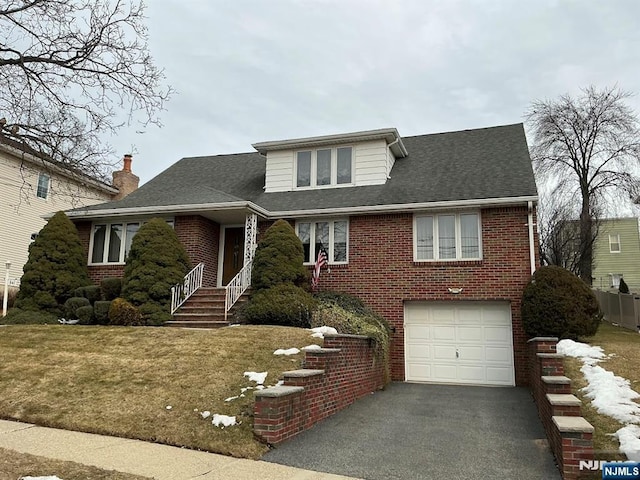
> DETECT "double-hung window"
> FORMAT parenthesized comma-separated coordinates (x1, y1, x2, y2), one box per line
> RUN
(414, 212, 481, 261)
(609, 234, 621, 253)
(296, 147, 353, 188)
(296, 220, 348, 264)
(36, 173, 50, 199)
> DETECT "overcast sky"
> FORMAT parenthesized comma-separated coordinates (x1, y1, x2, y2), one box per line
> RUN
(108, 0, 640, 186)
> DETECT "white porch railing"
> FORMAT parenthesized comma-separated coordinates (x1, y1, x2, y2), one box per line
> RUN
(225, 260, 252, 321)
(171, 263, 205, 314)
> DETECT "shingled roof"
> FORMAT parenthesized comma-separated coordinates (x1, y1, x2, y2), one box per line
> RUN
(67, 123, 537, 218)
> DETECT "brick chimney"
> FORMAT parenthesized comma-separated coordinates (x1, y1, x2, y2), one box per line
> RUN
(112, 154, 140, 200)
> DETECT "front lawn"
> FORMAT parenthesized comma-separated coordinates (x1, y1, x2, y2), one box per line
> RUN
(0, 325, 321, 459)
(563, 321, 640, 459)
(0, 447, 150, 480)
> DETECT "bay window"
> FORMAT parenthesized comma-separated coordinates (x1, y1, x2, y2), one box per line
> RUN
(296, 219, 349, 264)
(414, 212, 481, 261)
(89, 220, 167, 264)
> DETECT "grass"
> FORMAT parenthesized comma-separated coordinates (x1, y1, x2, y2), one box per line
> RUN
(0, 447, 151, 480)
(563, 321, 640, 460)
(0, 325, 321, 459)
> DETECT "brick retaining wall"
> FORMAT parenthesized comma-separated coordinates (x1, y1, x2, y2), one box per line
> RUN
(253, 333, 385, 444)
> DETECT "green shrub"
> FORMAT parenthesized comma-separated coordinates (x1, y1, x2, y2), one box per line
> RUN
(1, 308, 58, 325)
(251, 220, 308, 292)
(109, 298, 142, 326)
(122, 218, 191, 326)
(101, 277, 123, 301)
(63, 297, 91, 319)
(93, 301, 112, 325)
(242, 283, 317, 328)
(619, 278, 630, 294)
(522, 265, 602, 340)
(15, 211, 90, 316)
(76, 305, 95, 325)
(312, 294, 392, 385)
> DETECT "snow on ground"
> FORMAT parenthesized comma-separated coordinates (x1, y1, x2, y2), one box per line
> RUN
(212, 414, 237, 428)
(244, 371, 267, 384)
(274, 348, 300, 356)
(310, 326, 338, 338)
(302, 344, 322, 351)
(558, 338, 640, 460)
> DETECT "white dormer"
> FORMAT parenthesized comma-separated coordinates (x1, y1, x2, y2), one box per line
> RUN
(253, 128, 408, 193)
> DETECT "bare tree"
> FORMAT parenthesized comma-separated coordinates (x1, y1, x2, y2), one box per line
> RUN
(527, 86, 640, 285)
(0, 0, 171, 180)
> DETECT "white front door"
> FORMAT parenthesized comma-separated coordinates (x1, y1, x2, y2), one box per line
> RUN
(404, 301, 515, 386)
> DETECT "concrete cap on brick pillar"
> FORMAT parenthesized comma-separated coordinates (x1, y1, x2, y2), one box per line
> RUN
(552, 416, 594, 433)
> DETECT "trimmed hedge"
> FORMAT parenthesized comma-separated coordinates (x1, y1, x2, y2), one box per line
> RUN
(63, 297, 91, 319)
(109, 298, 142, 326)
(242, 283, 317, 328)
(1, 308, 58, 325)
(93, 301, 112, 325)
(76, 305, 95, 325)
(101, 277, 122, 301)
(522, 265, 602, 340)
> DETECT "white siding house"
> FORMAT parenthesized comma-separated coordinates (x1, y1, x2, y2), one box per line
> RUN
(0, 140, 118, 286)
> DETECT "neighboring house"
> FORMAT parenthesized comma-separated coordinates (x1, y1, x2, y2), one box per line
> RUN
(66, 124, 539, 387)
(592, 217, 640, 292)
(0, 134, 139, 287)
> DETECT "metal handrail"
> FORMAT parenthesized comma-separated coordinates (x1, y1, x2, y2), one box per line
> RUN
(225, 260, 252, 321)
(170, 263, 204, 314)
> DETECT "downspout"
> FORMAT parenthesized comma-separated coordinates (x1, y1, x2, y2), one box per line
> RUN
(528, 201, 536, 275)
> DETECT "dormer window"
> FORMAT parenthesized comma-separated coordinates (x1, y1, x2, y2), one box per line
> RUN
(296, 147, 353, 188)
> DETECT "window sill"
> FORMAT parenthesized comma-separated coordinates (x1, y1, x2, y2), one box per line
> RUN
(413, 259, 483, 267)
(88, 262, 126, 267)
(304, 262, 349, 268)
(294, 183, 355, 191)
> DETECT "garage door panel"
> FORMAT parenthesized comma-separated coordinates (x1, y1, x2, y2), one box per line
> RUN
(432, 326, 455, 341)
(404, 302, 514, 386)
(406, 324, 430, 340)
(458, 345, 484, 361)
(457, 326, 483, 342)
(432, 345, 456, 360)
(406, 344, 431, 361)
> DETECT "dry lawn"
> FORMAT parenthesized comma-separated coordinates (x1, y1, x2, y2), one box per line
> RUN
(563, 321, 640, 460)
(0, 325, 321, 459)
(0, 447, 150, 480)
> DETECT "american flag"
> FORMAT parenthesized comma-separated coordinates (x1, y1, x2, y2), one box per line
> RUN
(311, 247, 328, 291)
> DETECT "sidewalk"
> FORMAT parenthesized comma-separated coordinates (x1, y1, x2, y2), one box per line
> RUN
(0, 420, 359, 480)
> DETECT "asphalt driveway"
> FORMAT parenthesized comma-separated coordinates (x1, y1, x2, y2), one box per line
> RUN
(263, 383, 561, 480)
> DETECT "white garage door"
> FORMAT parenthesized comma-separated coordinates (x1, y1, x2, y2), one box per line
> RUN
(404, 301, 515, 386)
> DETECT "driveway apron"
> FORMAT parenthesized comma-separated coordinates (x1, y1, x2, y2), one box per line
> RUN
(263, 383, 561, 480)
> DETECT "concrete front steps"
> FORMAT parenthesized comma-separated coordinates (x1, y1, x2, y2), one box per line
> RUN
(165, 287, 248, 329)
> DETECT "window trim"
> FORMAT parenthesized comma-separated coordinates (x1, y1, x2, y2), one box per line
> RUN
(413, 211, 482, 262)
(609, 234, 621, 253)
(88, 219, 173, 265)
(609, 273, 623, 288)
(36, 173, 50, 199)
(294, 146, 354, 189)
(295, 219, 349, 265)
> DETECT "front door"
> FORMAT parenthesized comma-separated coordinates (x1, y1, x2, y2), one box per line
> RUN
(222, 227, 245, 285)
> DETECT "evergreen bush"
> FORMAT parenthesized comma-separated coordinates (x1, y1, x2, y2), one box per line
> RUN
(63, 297, 91, 319)
(76, 305, 95, 325)
(1, 308, 58, 325)
(73, 285, 102, 304)
(251, 220, 308, 292)
(122, 218, 191, 325)
(522, 265, 602, 340)
(15, 211, 90, 316)
(619, 278, 630, 294)
(242, 283, 317, 328)
(101, 277, 123, 301)
(109, 298, 143, 326)
(93, 301, 112, 325)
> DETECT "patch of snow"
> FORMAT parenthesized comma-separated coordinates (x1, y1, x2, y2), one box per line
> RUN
(165, 405, 172, 410)
(557, 339, 606, 365)
(310, 326, 337, 338)
(200, 411, 211, 419)
(274, 380, 284, 387)
(302, 344, 322, 351)
(212, 414, 237, 428)
(21, 477, 63, 480)
(57, 318, 79, 325)
(255, 385, 265, 390)
(228, 324, 241, 327)
(615, 425, 640, 461)
(240, 387, 253, 393)
(224, 396, 239, 402)
(244, 371, 268, 385)
(274, 348, 300, 356)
